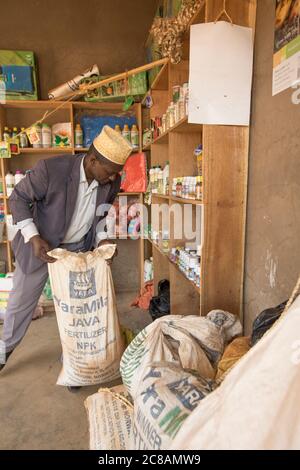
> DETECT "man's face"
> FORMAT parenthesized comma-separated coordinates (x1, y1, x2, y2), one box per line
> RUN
(91, 158, 120, 185)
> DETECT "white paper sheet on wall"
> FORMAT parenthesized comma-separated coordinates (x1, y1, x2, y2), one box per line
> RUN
(189, 21, 254, 126)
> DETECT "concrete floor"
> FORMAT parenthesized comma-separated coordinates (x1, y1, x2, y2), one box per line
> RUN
(0, 291, 152, 450)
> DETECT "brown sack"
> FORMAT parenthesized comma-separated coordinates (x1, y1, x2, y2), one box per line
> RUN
(216, 336, 250, 382)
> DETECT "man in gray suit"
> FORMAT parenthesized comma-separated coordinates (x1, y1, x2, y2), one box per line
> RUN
(0, 125, 132, 377)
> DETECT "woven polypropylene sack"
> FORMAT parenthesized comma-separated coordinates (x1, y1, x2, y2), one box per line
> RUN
(48, 245, 125, 386)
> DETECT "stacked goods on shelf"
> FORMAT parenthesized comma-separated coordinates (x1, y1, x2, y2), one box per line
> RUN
(0, 50, 39, 101)
(0, 123, 72, 149)
(149, 161, 169, 195)
(83, 72, 148, 103)
(0, 273, 13, 321)
(5, 170, 25, 196)
(80, 115, 138, 148)
(143, 82, 189, 145)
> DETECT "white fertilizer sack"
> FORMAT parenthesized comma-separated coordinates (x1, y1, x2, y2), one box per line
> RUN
(48, 245, 125, 386)
(85, 384, 133, 450)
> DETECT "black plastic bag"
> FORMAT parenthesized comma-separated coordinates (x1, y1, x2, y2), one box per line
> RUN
(251, 300, 287, 346)
(149, 279, 170, 321)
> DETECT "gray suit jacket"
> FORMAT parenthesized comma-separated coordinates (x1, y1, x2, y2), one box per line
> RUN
(9, 154, 121, 274)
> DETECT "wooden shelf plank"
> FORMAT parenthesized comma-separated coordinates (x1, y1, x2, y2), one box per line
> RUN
(146, 117, 202, 147)
(0, 100, 71, 109)
(151, 193, 170, 201)
(170, 195, 202, 205)
(117, 192, 143, 196)
(145, 236, 200, 295)
(74, 147, 141, 153)
(18, 147, 73, 154)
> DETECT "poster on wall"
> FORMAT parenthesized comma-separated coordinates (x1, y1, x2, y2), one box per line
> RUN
(273, 0, 300, 96)
(189, 21, 254, 126)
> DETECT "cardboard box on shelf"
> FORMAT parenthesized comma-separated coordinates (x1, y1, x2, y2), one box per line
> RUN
(0, 50, 39, 101)
(84, 72, 148, 102)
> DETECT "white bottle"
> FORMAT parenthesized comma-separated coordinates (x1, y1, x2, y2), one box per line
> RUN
(33, 124, 42, 148)
(42, 123, 52, 148)
(163, 162, 169, 195)
(14, 170, 25, 186)
(144, 258, 153, 282)
(5, 172, 15, 197)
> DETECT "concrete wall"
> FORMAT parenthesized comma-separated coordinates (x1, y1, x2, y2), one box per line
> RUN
(0, 0, 157, 99)
(244, 0, 300, 332)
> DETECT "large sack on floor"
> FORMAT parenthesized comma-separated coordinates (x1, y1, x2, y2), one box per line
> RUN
(85, 385, 133, 450)
(120, 315, 225, 399)
(48, 246, 125, 386)
(206, 310, 242, 343)
(171, 296, 300, 450)
(216, 336, 250, 382)
(251, 300, 287, 346)
(133, 362, 215, 450)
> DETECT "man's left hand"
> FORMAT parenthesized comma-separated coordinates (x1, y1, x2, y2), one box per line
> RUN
(97, 239, 118, 265)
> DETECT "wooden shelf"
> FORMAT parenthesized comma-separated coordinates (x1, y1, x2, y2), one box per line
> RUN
(0, 195, 8, 199)
(151, 193, 170, 201)
(117, 192, 143, 197)
(18, 147, 73, 154)
(145, 236, 200, 295)
(74, 147, 141, 154)
(150, 194, 202, 205)
(1, 100, 71, 109)
(145, 117, 202, 147)
(170, 196, 202, 206)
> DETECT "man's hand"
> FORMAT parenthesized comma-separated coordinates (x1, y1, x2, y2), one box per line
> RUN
(97, 239, 118, 265)
(30, 235, 56, 263)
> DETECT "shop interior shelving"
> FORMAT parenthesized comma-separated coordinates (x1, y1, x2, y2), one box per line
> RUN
(0, 101, 144, 278)
(142, 0, 256, 318)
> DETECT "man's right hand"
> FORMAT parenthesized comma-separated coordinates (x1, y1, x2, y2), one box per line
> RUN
(30, 235, 56, 263)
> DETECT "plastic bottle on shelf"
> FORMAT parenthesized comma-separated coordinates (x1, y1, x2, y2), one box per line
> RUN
(42, 123, 52, 148)
(130, 125, 139, 150)
(163, 161, 169, 195)
(74, 124, 83, 148)
(122, 124, 131, 144)
(14, 170, 25, 186)
(0, 177, 3, 196)
(178, 98, 185, 120)
(172, 178, 177, 197)
(158, 168, 163, 194)
(5, 172, 15, 197)
(162, 230, 169, 253)
(196, 176, 201, 200)
(20, 128, 29, 148)
(3, 127, 11, 143)
(12, 127, 20, 146)
(144, 258, 153, 282)
(114, 124, 122, 134)
(32, 123, 42, 148)
(169, 102, 175, 128)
